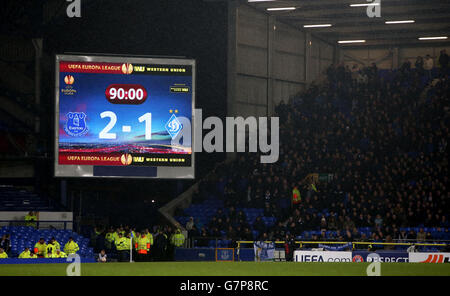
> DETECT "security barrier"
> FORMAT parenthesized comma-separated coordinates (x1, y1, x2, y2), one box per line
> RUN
(237, 240, 449, 262)
(174, 248, 254, 261)
(294, 250, 352, 262)
(237, 240, 449, 250)
(352, 251, 409, 262)
(409, 252, 450, 263)
(0, 258, 96, 264)
(174, 247, 216, 261)
(172, 241, 450, 262)
(0, 220, 73, 230)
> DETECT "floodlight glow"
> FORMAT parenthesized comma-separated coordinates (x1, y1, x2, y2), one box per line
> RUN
(338, 40, 366, 44)
(385, 20, 415, 24)
(418, 36, 448, 40)
(303, 24, 332, 28)
(350, 3, 380, 7)
(266, 7, 296, 11)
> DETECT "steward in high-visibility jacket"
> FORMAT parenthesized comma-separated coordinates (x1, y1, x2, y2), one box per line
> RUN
(149, 232, 153, 246)
(25, 211, 37, 227)
(115, 233, 130, 262)
(34, 238, 47, 257)
(18, 248, 32, 258)
(133, 232, 140, 246)
(92, 227, 102, 241)
(114, 233, 129, 251)
(45, 250, 54, 258)
(105, 228, 115, 249)
(64, 238, 79, 254)
(125, 234, 131, 250)
(49, 238, 61, 251)
(0, 248, 8, 258)
(46, 241, 57, 256)
(170, 229, 185, 247)
(112, 230, 121, 244)
(54, 250, 68, 258)
(146, 232, 154, 247)
(292, 186, 301, 205)
(135, 234, 150, 255)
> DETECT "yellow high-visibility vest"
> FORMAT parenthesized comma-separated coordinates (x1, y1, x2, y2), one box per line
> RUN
(135, 236, 150, 251)
(34, 242, 47, 255)
(146, 233, 154, 246)
(64, 241, 79, 254)
(115, 237, 129, 251)
(46, 243, 57, 256)
(56, 251, 68, 258)
(171, 233, 185, 247)
(25, 214, 37, 226)
(18, 250, 32, 258)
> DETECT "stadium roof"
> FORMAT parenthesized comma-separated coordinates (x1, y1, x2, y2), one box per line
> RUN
(247, 0, 450, 47)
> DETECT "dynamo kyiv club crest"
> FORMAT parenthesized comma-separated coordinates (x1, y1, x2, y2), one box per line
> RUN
(165, 114, 182, 139)
(65, 112, 88, 137)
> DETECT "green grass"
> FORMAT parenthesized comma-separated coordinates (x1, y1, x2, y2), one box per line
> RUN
(1, 262, 450, 276)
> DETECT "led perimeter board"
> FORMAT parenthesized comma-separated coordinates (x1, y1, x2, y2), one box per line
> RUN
(54, 54, 195, 179)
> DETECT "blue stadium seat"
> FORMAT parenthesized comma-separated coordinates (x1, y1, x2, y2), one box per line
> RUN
(0, 225, 94, 258)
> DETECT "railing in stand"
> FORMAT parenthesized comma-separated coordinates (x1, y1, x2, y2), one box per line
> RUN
(0, 220, 73, 230)
(236, 240, 450, 250)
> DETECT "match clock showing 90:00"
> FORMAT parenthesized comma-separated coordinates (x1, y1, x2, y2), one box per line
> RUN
(105, 84, 148, 104)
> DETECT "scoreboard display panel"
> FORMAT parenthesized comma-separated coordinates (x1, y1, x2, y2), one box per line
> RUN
(54, 54, 195, 178)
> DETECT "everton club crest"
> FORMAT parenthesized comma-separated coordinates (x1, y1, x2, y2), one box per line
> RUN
(65, 112, 88, 136)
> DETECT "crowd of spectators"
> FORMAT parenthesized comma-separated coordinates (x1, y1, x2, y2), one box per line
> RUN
(185, 51, 449, 247)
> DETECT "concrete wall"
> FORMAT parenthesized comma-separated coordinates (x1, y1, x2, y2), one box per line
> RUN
(310, 36, 335, 84)
(0, 160, 34, 178)
(231, 3, 270, 118)
(341, 44, 450, 70)
(228, 2, 335, 117)
(399, 45, 450, 68)
(272, 21, 306, 108)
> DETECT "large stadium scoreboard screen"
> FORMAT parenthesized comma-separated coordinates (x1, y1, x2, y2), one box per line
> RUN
(54, 54, 195, 178)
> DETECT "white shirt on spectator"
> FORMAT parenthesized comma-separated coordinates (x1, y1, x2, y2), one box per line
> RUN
(424, 57, 434, 70)
(98, 253, 107, 262)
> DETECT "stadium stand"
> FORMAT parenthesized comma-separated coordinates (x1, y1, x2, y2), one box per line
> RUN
(0, 185, 57, 211)
(0, 226, 94, 258)
(0, 185, 95, 259)
(175, 61, 450, 251)
(0, 110, 30, 157)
